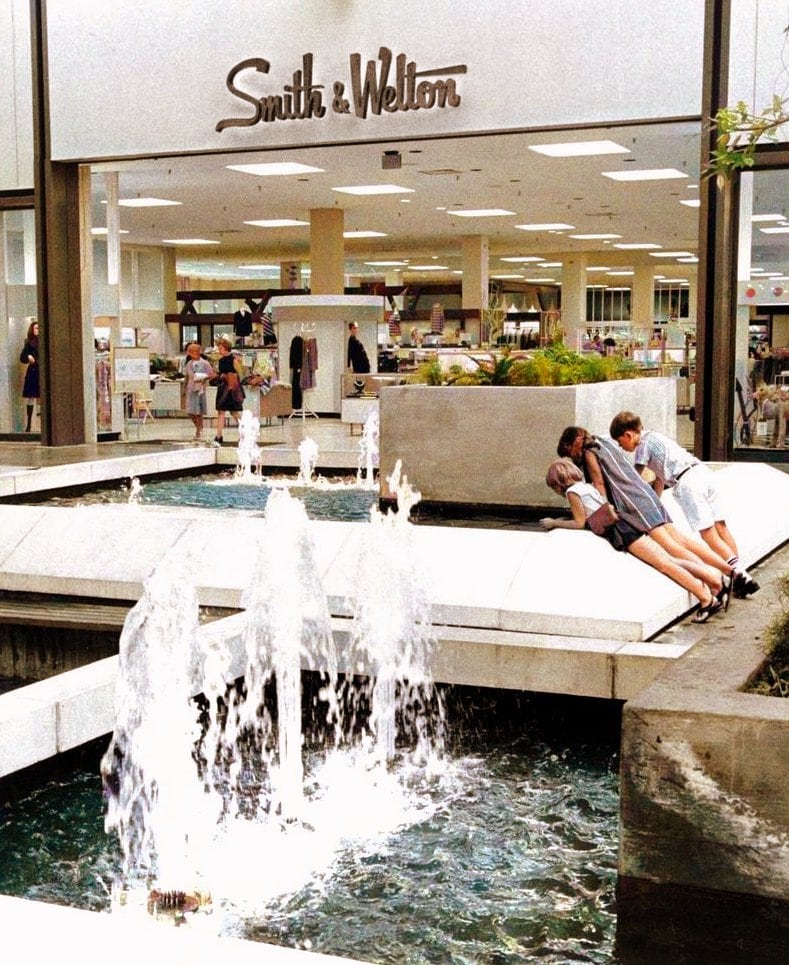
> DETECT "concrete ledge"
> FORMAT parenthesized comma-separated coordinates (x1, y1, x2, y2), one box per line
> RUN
(0, 894, 371, 965)
(619, 542, 789, 905)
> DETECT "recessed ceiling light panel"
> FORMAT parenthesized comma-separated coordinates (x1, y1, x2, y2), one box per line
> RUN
(344, 230, 388, 238)
(447, 209, 515, 217)
(244, 219, 310, 227)
(117, 197, 182, 207)
(613, 243, 661, 250)
(333, 185, 414, 196)
(515, 222, 575, 230)
(602, 168, 688, 182)
(528, 140, 630, 158)
(162, 238, 219, 245)
(570, 233, 622, 240)
(227, 162, 324, 176)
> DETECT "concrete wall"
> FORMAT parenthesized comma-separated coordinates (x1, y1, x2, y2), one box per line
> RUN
(379, 377, 676, 508)
(619, 558, 789, 909)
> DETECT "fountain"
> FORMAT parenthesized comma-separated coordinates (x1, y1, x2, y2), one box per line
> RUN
(356, 409, 379, 488)
(235, 410, 261, 479)
(296, 437, 319, 485)
(101, 463, 446, 924)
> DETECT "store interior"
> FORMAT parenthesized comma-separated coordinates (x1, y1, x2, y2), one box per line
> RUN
(2, 120, 787, 447)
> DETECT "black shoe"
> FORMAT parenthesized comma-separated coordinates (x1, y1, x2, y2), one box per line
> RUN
(693, 597, 723, 624)
(716, 575, 731, 612)
(733, 573, 760, 598)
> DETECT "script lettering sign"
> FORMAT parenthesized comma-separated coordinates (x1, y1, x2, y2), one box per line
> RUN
(217, 47, 465, 132)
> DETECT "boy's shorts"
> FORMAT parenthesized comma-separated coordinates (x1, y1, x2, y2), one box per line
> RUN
(672, 463, 725, 531)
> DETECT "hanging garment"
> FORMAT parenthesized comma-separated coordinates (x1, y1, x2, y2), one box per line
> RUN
(233, 310, 253, 337)
(289, 335, 304, 409)
(301, 337, 318, 389)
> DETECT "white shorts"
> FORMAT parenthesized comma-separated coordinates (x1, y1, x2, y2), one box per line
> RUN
(672, 463, 725, 531)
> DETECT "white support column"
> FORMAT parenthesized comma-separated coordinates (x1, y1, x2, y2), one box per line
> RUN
(462, 235, 488, 345)
(561, 253, 588, 349)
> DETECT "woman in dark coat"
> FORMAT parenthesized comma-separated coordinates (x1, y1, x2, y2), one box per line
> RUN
(20, 321, 40, 432)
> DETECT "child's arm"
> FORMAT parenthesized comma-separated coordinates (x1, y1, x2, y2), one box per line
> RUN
(584, 449, 607, 498)
(635, 464, 664, 497)
(540, 492, 587, 531)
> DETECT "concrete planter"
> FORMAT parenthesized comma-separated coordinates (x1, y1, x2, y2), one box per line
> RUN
(617, 550, 789, 957)
(379, 377, 677, 508)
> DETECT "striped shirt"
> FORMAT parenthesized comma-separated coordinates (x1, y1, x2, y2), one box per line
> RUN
(633, 428, 698, 488)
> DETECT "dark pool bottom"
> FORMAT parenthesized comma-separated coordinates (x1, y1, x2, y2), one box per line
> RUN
(0, 691, 620, 964)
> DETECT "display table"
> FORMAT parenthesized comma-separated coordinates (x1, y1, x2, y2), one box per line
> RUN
(341, 397, 378, 434)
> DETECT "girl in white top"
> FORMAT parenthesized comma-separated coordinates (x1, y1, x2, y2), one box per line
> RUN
(540, 458, 725, 623)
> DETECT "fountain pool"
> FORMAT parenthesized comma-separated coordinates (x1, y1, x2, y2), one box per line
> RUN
(0, 691, 620, 964)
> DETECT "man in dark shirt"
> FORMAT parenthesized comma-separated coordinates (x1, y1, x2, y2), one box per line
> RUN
(347, 321, 371, 373)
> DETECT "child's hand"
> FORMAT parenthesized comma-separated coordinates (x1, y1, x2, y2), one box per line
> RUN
(539, 518, 555, 531)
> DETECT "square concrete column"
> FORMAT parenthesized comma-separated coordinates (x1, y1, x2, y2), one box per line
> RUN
(560, 253, 588, 349)
(310, 208, 344, 294)
(461, 235, 488, 310)
(631, 265, 655, 331)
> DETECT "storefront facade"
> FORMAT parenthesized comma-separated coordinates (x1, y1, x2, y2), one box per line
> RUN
(1, 0, 786, 456)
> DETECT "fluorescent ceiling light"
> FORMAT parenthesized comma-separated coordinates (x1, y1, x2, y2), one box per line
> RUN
(649, 251, 693, 257)
(680, 199, 701, 208)
(587, 284, 608, 289)
(677, 256, 699, 263)
(344, 230, 387, 238)
(238, 264, 279, 270)
(539, 262, 563, 267)
(587, 265, 610, 271)
(500, 256, 544, 263)
(759, 226, 789, 233)
(117, 197, 182, 207)
(332, 184, 414, 196)
(528, 140, 629, 158)
(607, 287, 631, 291)
(365, 260, 408, 266)
(602, 168, 688, 182)
(522, 277, 557, 283)
(244, 219, 309, 227)
(607, 270, 634, 276)
(657, 278, 688, 284)
(162, 238, 219, 245)
(226, 162, 324, 176)
(447, 209, 515, 217)
(490, 273, 524, 279)
(515, 222, 575, 231)
(751, 213, 785, 222)
(613, 243, 661, 250)
(407, 265, 449, 270)
(91, 227, 129, 235)
(570, 233, 621, 240)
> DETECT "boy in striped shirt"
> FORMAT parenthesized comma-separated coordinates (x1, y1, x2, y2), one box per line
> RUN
(610, 410, 759, 599)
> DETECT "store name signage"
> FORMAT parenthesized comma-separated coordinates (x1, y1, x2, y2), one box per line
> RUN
(216, 47, 465, 132)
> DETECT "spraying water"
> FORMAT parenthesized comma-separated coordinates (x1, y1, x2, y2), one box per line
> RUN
(297, 437, 319, 485)
(235, 410, 261, 479)
(356, 408, 379, 488)
(102, 468, 444, 923)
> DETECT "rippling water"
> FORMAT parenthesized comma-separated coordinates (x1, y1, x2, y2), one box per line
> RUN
(0, 692, 619, 963)
(34, 472, 379, 521)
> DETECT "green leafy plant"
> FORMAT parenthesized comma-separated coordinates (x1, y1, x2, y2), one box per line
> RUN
(406, 344, 639, 387)
(749, 574, 789, 698)
(706, 94, 789, 181)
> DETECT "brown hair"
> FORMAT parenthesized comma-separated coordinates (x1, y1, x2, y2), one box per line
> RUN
(216, 337, 233, 352)
(556, 425, 594, 458)
(545, 457, 584, 494)
(609, 410, 642, 439)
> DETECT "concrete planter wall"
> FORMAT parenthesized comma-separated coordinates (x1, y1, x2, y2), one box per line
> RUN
(617, 550, 789, 956)
(379, 377, 677, 508)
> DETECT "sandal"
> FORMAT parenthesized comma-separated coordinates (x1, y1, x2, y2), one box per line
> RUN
(716, 575, 732, 612)
(693, 596, 723, 624)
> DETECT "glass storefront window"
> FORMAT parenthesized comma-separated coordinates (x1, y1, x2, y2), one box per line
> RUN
(1, 209, 38, 434)
(733, 169, 789, 451)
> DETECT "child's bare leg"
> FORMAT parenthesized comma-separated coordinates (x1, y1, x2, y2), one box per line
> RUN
(698, 523, 738, 564)
(628, 535, 713, 605)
